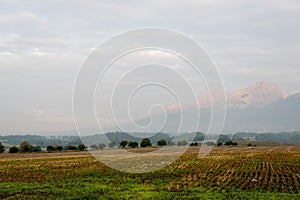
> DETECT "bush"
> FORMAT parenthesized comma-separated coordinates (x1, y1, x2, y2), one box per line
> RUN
(217, 142, 223, 146)
(247, 143, 252, 146)
(120, 140, 128, 148)
(0, 142, 4, 153)
(190, 142, 199, 146)
(157, 139, 167, 146)
(55, 145, 63, 151)
(9, 146, 19, 153)
(19, 141, 32, 153)
(225, 141, 238, 146)
(128, 141, 138, 148)
(65, 145, 77, 151)
(140, 138, 152, 147)
(78, 144, 86, 151)
(47, 145, 55, 152)
(32, 146, 41, 152)
(225, 141, 233, 146)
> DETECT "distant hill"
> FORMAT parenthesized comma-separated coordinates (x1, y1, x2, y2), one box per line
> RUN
(2, 131, 300, 148)
(1, 81, 299, 140)
(0, 135, 81, 147)
(233, 131, 300, 144)
(122, 81, 300, 133)
(223, 91, 300, 132)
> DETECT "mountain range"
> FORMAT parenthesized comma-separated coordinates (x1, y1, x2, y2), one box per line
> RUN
(7, 80, 298, 136)
(126, 80, 300, 134)
(222, 81, 299, 133)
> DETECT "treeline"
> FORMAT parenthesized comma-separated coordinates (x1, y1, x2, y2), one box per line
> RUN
(0, 138, 238, 155)
(1, 131, 299, 152)
(89, 138, 237, 150)
(84, 132, 173, 147)
(0, 141, 87, 154)
(90, 138, 179, 150)
(0, 138, 187, 154)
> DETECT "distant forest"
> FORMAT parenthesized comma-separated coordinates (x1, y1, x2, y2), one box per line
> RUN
(0, 135, 82, 148)
(232, 131, 300, 144)
(0, 131, 300, 148)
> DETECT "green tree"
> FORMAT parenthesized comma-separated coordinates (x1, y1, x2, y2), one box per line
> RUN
(120, 140, 128, 148)
(128, 141, 138, 148)
(65, 145, 77, 150)
(190, 142, 198, 146)
(47, 145, 55, 152)
(78, 144, 86, 151)
(225, 141, 237, 146)
(19, 141, 32, 153)
(0, 142, 5, 153)
(157, 139, 167, 146)
(224, 141, 237, 146)
(55, 145, 63, 151)
(9, 146, 19, 153)
(98, 143, 106, 150)
(32, 146, 41, 152)
(140, 138, 152, 147)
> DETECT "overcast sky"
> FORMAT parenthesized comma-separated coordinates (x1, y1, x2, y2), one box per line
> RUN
(0, 0, 299, 133)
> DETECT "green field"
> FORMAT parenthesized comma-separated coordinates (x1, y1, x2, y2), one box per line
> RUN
(1, 145, 300, 199)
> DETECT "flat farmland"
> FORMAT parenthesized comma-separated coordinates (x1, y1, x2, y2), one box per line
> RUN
(1, 145, 300, 199)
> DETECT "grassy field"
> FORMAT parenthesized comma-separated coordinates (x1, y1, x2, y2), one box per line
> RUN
(1, 144, 300, 199)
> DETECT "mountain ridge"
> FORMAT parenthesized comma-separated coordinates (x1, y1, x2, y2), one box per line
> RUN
(2, 81, 298, 135)
(131, 80, 299, 133)
(166, 80, 291, 112)
(227, 80, 289, 109)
